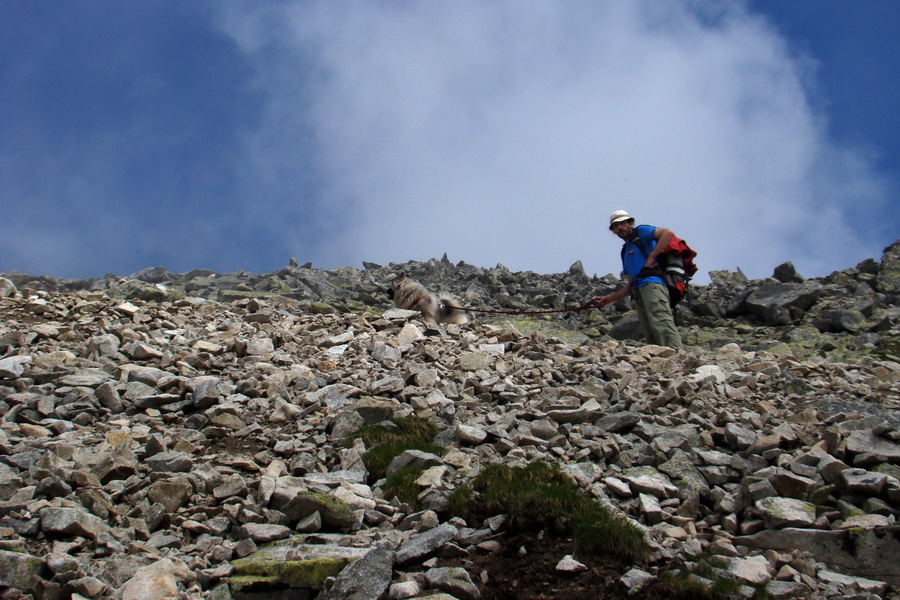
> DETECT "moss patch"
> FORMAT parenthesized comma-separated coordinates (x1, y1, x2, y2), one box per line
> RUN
(383, 464, 425, 509)
(449, 461, 649, 562)
(347, 416, 443, 482)
(231, 546, 367, 591)
(483, 315, 592, 346)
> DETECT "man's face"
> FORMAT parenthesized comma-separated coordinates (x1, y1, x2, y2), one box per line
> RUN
(610, 219, 634, 240)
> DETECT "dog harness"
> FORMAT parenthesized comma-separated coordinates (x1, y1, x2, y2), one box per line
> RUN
(405, 296, 426, 310)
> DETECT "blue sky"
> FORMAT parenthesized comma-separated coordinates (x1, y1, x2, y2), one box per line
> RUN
(2, 1, 898, 283)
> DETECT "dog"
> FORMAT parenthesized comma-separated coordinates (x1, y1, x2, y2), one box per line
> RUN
(388, 275, 468, 325)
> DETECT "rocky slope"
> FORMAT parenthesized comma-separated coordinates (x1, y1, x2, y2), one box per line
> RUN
(0, 240, 898, 600)
(4, 238, 899, 362)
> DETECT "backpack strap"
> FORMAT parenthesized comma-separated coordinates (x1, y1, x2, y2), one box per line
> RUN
(622, 227, 664, 280)
(620, 226, 649, 261)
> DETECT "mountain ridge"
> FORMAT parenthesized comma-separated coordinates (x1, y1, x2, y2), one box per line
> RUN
(3, 238, 899, 362)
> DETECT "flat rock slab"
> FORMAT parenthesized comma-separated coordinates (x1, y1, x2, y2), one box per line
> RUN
(735, 525, 900, 586)
(231, 544, 370, 592)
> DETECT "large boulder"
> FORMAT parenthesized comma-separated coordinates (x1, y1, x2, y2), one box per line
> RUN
(736, 526, 900, 586)
(742, 280, 823, 326)
(876, 239, 900, 293)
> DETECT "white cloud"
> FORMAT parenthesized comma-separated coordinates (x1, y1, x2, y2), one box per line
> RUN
(220, 0, 891, 282)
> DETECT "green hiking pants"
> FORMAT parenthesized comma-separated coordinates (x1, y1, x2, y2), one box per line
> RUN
(634, 282, 683, 350)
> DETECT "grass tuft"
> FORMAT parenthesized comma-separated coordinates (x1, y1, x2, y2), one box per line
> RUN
(347, 415, 439, 448)
(446, 484, 475, 521)
(363, 440, 444, 482)
(451, 461, 650, 562)
(383, 464, 425, 509)
(347, 416, 443, 482)
(655, 554, 771, 600)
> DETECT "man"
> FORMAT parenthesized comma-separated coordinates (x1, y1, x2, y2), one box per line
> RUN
(591, 210, 683, 350)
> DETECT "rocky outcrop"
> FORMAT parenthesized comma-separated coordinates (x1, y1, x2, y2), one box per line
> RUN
(4, 239, 900, 363)
(0, 241, 897, 599)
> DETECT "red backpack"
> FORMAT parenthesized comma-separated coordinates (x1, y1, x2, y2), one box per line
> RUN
(624, 230, 698, 308)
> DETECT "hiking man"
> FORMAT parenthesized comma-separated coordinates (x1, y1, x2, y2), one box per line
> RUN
(591, 210, 684, 350)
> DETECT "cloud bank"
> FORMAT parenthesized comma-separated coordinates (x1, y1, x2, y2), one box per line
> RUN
(220, 0, 892, 282)
(1, 1, 894, 283)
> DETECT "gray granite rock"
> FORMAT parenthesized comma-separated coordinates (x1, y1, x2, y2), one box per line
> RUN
(0, 250, 899, 598)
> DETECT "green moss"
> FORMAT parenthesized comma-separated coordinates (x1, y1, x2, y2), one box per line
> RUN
(446, 484, 475, 521)
(449, 461, 649, 562)
(483, 316, 590, 345)
(348, 415, 443, 482)
(230, 556, 347, 590)
(395, 415, 439, 441)
(0, 550, 44, 591)
(289, 491, 356, 528)
(873, 335, 900, 361)
(383, 464, 425, 508)
(655, 554, 770, 600)
(680, 328, 742, 350)
(475, 462, 581, 529)
(363, 440, 444, 481)
(808, 484, 837, 505)
(230, 546, 366, 590)
(308, 302, 336, 314)
(572, 502, 648, 561)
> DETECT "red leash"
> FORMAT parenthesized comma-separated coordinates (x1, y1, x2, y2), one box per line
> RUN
(443, 301, 597, 316)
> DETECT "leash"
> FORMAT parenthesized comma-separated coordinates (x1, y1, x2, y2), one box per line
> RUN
(443, 301, 597, 316)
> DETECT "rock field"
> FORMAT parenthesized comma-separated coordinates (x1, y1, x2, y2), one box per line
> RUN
(0, 241, 899, 599)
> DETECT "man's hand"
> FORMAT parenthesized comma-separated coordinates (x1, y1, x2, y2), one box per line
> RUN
(644, 255, 658, 269)
(589, 296, 610, 308)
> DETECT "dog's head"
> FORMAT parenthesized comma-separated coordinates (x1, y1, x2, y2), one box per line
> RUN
(386, 274, 408, 299)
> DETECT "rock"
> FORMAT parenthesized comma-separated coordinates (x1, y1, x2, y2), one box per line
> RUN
(845, 430, 900, 464)
(754, 497, 817, 528)
(320, 545, 394, 600)
(387, 450, 444, 478)
(147, 478, 192, 513)
(0, 549, 43, 592)
(743, 280, 821, 325)
(840, 468, 887, 495)
(0, 356, 32, 379)
(772, 261, 804, 283)
(876, 239, 900, 293)
(724, 423, 757, 451)
(425, 566, 481, 600)
(395, 523, 459, 565)
(619, 466, 678, 499)
(456, 425, 488, 445)
(764, 580, 809, 599)
(231, 545, 369, 592)
(39, 506, 108, 539)
(556, 555, 587, 573)
(389, 580, 421, 599)
(120, 559, 188, 600)
(1, 243, 899, 598)
(145, 451, 194, 473)
(235, 523, 292, 543)
(724, 554, 772, 585)
(817, 569, 889, 594)
(595, 411, 641, 433)
(620, 568, 655, 595)
(281, 491, 357, 529)
(0, 277, 16, 297)
(736, 526, 900, 585)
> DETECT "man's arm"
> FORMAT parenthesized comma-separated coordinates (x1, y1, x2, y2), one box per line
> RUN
(646, 227, 675, 268)
(591, 276, 632, 307)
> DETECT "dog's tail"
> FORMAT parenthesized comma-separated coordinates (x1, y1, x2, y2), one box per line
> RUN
(438, 298, 469, 325)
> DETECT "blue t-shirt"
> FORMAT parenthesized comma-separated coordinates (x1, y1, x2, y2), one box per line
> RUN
(621, 225, 665, 288)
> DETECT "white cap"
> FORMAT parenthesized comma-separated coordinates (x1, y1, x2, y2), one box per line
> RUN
(609, 210, 633, 229)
